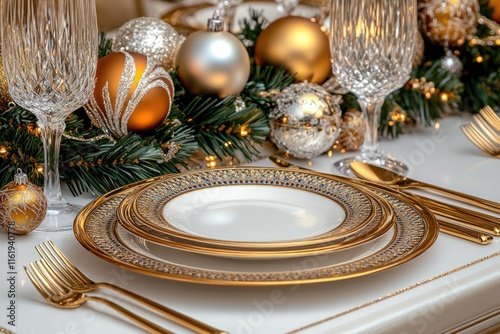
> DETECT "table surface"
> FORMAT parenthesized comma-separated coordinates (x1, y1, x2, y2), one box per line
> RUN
(1, 114, 499, 334)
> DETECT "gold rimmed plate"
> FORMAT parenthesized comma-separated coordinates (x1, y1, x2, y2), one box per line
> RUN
(116, 168, 392, 258)
(162, 0, 321, 34)
(74, 172, 438, 286)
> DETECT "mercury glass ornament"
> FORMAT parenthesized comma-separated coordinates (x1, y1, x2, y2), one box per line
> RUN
(112, 17, 185, 70)
(419, 0, 479, 47)
(269, 82, 341, 159)
(175, 13, 250, 98)
(0, 169, 47, 234)
(441, 50, 463, 75)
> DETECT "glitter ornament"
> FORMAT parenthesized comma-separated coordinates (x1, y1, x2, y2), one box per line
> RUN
(112, 17, 185, 70)
(175, 13, 250, 98)
(269, 82, 341, 159)
(0, 49, 13, 110)
(84, 51, 174, 138)
(419, 0, 479, 47)
(337, 110, 365, 152)
(0, 169, 47, 234)
(441, 50, 463, 75)
(254, 16, 331, 84)
(413, 31, 425, 68)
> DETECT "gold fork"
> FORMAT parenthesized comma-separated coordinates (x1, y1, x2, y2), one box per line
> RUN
(24, 260, 172, 334)
(36, 241, 226, 334)
(461, 122, 500, 157)
(480, 105, 500, 132)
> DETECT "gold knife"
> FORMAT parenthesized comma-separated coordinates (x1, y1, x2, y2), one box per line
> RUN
(269, 156, 495, 245)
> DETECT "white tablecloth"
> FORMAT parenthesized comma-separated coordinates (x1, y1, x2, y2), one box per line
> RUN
(1, 115, 499, 334)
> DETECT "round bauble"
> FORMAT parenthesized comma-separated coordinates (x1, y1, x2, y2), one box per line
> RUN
(254, 16, 331, 84)
(175, 27, 250, 98)
(337, 110, 365, 152)
(84, 51, 174, 138)
(0, 169, 47, 234)
(490, 0, 500, 24)
(0, 50, 13, 110)
(413, 30, 425, 68)
(112, 17, 185, 70)
(269, 82, 341, 159)
(419, 0, 479, 47)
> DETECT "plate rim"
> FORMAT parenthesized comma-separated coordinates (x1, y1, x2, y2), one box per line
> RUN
(73, 169, 438, 286)
(162, 0, 321, 35)
(119, 167, 389, 251)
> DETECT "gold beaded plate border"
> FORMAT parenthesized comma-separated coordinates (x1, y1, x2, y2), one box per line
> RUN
(118, 191, 392, 259)
(162, 0, 321, 35)
(74, 168, 438, 286)
(116, 168, 390, 257)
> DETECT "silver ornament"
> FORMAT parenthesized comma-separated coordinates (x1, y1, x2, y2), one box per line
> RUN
(441, 51, 463, 75)
(175, 14, 250, 98)
(112, 17, 185, 70)
(269, 82, 342, 159)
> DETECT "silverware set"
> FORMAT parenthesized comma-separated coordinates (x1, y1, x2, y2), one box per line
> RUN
(461, 105, 500, 157)
(270, 156, 499, 245)
(25, 241, 227, 334)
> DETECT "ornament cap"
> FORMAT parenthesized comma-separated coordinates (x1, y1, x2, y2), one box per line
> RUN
(207, 10, 224, 32)
(14, 168, 28, 185)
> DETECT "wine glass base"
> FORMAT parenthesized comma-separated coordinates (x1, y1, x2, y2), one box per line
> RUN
(332, 155, 409, 178)
(35, 202, 82, 232)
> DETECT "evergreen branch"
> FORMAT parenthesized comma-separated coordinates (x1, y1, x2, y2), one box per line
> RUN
(62, 133, 172, 196)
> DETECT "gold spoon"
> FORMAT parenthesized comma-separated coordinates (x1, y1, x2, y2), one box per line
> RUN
(349, 161, 500, 214)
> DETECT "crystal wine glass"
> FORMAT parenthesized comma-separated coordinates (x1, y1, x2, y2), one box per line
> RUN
(329, 0, 416, 175)
(1, 0, 98, 231)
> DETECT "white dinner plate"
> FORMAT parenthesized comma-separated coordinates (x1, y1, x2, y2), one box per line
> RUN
(117, 168, 393, 258)
(74, 173, 438, 285)
(163, 0, 321, 34)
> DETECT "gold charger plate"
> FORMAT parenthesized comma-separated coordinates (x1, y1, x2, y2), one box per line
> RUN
(162, 0, 321, 34)
(116, 168, 393, 258)
(74, 171, 438, 286)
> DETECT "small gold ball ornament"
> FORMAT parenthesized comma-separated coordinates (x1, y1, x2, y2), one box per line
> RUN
(413, 30, 425, 68)
(0, 169, 47, 234)
(0, 50, 13, 110)
(337, 110, 365, 152)
(254, 16, 331, 84)
(175, 13, 250, 98)
(419, 0, 479, 47)
(84, 51, 174, 138)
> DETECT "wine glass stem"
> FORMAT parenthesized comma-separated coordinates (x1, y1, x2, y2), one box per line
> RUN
(359, 98, 384, 160)
(38, 121, 66, 206)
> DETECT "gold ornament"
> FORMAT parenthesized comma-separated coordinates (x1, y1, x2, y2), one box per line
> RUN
(0, 49, 13, 110)
(413, 30, 425, 67)
(84, 51, 174, 138)
(0, 169, 47, 234)
(419, 0, 479, 47)
(254, 16, 331, 84)
(111, 17, 185, 71)
(490, 0, 500, 24)
(336, 110, 365, 152)
(175, 14, 250, 98)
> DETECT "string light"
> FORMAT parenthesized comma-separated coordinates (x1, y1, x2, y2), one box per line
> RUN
(205, 155, 217, 168)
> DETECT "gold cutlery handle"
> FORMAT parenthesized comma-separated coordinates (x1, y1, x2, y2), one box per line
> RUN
(438, 220, 494, 245)
(99, 282, 227, 334)
(419, 182, 500, 214)
(418, 196, 500, 236)
(87, 295, 172, 334)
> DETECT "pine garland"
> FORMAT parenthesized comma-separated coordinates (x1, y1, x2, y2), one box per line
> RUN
(0, 2, 499, 195)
